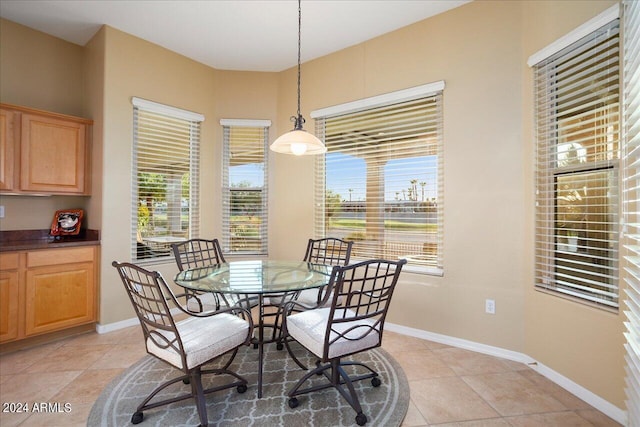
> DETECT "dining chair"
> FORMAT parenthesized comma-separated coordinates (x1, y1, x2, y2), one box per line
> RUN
(112, 261, 253, 426)
(296, 237, 353, 307)
(171, 238, 256, 312)
(282, 258, 407, 426)
(263, 238, 353, 349)
(270, 238, 353, 350)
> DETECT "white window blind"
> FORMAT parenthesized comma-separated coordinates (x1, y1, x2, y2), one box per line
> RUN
(623, 0, 640, 424)
(131, 98, 202, 261)
(532, 17, 620, 308)
(221, 120, 269, 255)
(314, 91, 443, 273)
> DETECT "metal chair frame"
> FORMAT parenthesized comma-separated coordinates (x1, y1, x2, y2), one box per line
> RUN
(272, 238, 353, 350)
(300, 237, 353, 305)
(171, 238, 237, 311)
(282, 258, 406, 426)
(112, 261, 253, 426)
(304, 237, 353, 265)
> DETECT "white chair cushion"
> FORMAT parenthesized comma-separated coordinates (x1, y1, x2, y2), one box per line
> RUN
(295, 289, 323, 306)
(186, 292, 219, 312)
(286, 308, 380, 359)
(186, 293, 259, 312)
(294, 288, 342, 308)
(147, 313, 249, 370)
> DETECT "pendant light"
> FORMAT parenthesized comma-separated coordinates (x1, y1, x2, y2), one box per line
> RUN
(270, 0, 326, 156)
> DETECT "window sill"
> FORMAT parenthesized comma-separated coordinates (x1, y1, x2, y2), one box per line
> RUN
(403, 264, 443, 277)
(351, 256, 442, 276)
(534, 285, 619, 314)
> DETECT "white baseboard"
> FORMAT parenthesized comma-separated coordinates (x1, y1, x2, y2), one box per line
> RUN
(95, 316, 139, 334)
(385, 322, 626, 425)
(385, 322, 534, 365)
(531, 361, 626, 425)
(95, 307, 183, 334)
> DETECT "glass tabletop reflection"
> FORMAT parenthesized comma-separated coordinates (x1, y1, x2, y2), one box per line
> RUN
(174, 260, 333, 295)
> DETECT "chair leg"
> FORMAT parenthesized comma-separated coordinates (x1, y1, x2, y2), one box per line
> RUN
(219, 347, 239, 371)
(288, 362, 334, 398)
(287, 358, 378, 426)
(132, 374, 195, 424)
(334, 362, 363, 415)
(273, 299, 301, 351)
(337, 361, 379, 384)
(199, 366, 248, 394)
(282, 331, 308, 370)
(270, 308, 285, 344)
(131, 364, 248, 426)
(135, 374, 192, 412)
(190, 367, 208, 427)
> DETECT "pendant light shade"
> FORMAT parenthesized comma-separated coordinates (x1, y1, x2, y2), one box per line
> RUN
(270, 0, 326, 156)
(270, 116, 326, 156)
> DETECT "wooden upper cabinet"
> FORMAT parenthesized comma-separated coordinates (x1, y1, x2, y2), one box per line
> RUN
(0, 103, 92, 195)
(21, 113, 88, 193)
(0, 108, 16, 191)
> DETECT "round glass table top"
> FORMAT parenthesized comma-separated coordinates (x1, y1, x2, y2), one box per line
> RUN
(174, 260, 333, 294)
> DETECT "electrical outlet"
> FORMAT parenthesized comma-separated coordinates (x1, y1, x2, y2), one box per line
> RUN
(485, 299, 496, 314)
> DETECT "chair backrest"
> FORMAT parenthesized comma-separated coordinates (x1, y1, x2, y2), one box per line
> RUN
(303, 238, 353, 267)
(171, 238, 226, 271)
(323, 258, 407, 360)
(112, 261, 188, 369)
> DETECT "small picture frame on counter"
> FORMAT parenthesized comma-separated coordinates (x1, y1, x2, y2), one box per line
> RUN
(50, 209, 84, 236)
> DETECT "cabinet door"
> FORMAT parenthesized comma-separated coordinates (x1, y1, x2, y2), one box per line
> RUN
(0, 270, 20, 343)
(24, 262, 95, 337)
(20, 113, 87, 194)
(0, 108, 16, 191)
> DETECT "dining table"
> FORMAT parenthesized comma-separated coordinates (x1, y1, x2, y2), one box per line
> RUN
(174, 259, 333, 398)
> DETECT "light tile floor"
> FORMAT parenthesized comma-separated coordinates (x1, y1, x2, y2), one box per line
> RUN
(0, 327, 621, 426)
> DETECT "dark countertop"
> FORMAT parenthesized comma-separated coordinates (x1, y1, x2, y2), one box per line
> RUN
(0, 229, 100, 252)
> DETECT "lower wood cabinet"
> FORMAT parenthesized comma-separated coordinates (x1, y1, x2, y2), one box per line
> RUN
(0, 254, 20, 343)
(0, 246, 98, 344)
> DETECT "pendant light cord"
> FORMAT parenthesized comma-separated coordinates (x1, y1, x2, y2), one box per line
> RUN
(294, 0, 304, 130)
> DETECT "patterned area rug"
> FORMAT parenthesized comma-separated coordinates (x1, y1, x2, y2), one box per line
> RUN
(88, 341, 409, 426)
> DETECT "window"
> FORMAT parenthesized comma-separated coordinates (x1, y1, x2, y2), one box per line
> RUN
(221, 119, 270, 255)
(131, 97, 203, 261)
(530, 9, 620, 308)
(623, 0, 640, 421)
(312, 82, 444, 273)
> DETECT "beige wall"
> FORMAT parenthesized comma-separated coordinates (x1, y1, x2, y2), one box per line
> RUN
(83, 25, 106, 235)
(0, 19, 85, 116)
(0, 0, 625, 412)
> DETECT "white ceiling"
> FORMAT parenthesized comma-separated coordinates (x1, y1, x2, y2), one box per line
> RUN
(0, 0, 470, 72)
